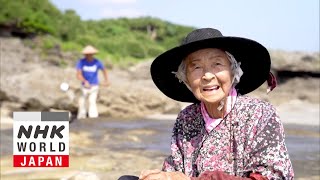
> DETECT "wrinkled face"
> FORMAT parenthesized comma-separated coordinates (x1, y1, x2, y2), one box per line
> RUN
(186, 48, 233, 105)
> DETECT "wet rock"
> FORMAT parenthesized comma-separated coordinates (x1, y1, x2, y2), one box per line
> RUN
(70, 172, 100, 180)
(21, 98, 48, 111)
(51, 97, 78, 113)
(270, 50, 320, 72)
(0, 89, 8, 102)
(128, 60, 152, 80)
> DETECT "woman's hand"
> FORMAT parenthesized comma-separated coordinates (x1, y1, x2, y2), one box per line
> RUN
(139, 169, 161, 179)
(139, 169, 190, 180)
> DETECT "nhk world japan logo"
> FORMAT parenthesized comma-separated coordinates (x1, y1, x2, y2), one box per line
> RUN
(13, 112, 69, 167)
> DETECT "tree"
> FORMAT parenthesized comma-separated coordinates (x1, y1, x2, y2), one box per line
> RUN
(58, 9, 83, 41)
(0, 0, 61, 35)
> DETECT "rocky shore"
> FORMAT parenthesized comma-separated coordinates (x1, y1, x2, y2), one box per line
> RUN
(1, 37, 319, 119)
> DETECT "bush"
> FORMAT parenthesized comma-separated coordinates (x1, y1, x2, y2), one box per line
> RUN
(0, 0, 196, 66)
(124, 41, 146, 59)
(61, 41, 81, 52)
(76, 35, 98, 47)
(41, 35, 60, 50)
(146, 45, 164, 57)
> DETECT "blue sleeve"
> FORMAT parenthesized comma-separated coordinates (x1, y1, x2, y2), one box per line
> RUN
(76, 60, 82, 70)
(97, 60, 105, 70)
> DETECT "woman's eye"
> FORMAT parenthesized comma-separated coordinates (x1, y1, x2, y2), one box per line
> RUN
(213, 62, 221, 66)
(214, 62, 223, 66)
(190, 63, 201, 70)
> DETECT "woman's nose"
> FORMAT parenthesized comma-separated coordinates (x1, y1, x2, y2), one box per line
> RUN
(202, 72, 215, 81)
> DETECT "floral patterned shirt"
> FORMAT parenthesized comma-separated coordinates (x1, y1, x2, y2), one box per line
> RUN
(162, 95, 294, 180)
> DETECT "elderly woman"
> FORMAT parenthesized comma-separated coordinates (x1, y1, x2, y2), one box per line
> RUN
(120, 28, 294, 180)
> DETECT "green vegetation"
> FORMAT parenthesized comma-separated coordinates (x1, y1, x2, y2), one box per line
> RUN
(0, 0, 195, 65)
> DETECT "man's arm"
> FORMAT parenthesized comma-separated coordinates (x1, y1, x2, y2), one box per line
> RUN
(101, 69, 110, 86)
(97, 60, 110, 86)
(76, 69, 90, 88)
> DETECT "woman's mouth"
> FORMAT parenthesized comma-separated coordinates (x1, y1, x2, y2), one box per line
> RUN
(203, 85, 219, 91)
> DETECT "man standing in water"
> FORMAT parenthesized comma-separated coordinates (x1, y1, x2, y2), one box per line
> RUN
(76, 45, 109, 119)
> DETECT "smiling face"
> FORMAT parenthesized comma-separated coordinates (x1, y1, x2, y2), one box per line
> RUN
(186, 48, 233, 106)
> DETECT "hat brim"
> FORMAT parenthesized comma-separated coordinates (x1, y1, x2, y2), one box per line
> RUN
(82, 51, 98, 54)
(151, 37, 271, 103)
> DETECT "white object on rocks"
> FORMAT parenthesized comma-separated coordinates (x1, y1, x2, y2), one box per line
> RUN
(60, 82, 69, 92)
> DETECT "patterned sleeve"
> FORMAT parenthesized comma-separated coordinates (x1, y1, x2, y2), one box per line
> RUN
(245, 103, 294, 180)
(162, 111, 185, 172)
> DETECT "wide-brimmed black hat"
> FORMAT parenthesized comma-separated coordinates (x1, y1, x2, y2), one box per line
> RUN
(151, 28, 271, 103)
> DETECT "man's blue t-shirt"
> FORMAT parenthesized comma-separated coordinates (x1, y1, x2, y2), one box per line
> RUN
(76, 58, 105, 85)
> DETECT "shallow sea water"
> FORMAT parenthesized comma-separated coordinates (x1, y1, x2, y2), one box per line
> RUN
(1, 117, 319, 178)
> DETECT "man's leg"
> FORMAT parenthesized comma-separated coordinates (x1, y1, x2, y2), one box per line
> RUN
(88, 86, 99, 118)
(77, 87, 88, 119)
